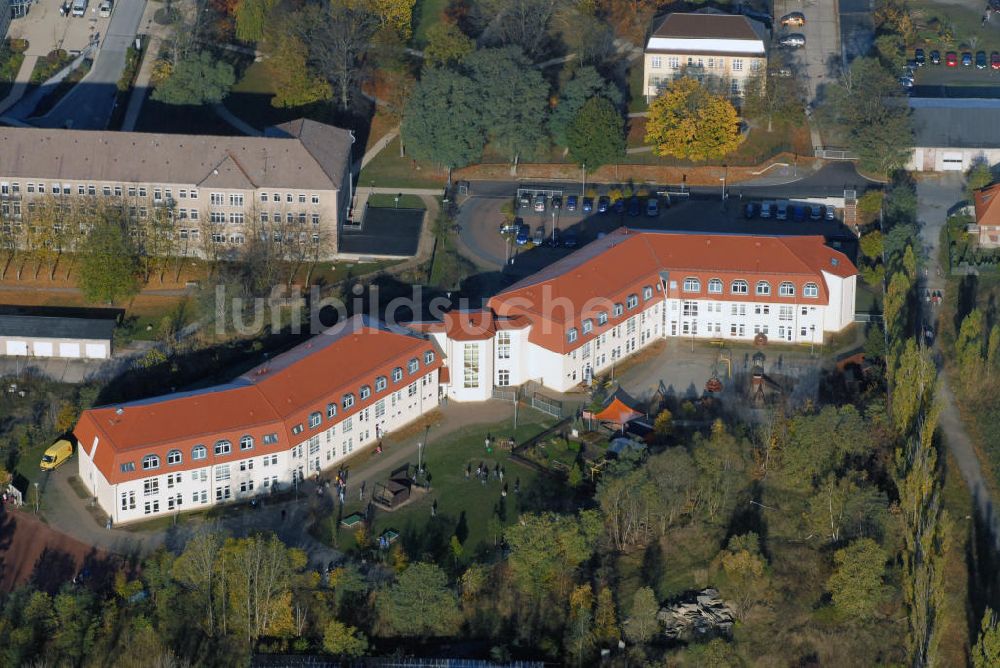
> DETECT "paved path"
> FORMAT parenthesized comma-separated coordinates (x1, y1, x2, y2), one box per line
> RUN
(0, 55, 38, 115)
(917, 173, 1000, 551)
(213, 103, 262, 136)
(120, 34, 160, 131)
(359, 127, 399, 170)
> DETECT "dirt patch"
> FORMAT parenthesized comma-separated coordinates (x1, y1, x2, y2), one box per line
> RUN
(0, 509, 121, 594)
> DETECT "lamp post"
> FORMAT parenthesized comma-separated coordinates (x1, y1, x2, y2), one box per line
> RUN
(581, 164, 586, 197)
(720, 164, 728, 201)
(33, 481, 39, 514)
(417, 441, 423, 474)
(810, 325, 816, 356)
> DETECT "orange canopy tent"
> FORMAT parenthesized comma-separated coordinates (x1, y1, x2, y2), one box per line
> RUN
(586, 388, 644, 430)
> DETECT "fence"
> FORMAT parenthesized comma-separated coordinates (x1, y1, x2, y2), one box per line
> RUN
(530, 391, 562, 418)
(491, 386, 517, 402)
(813, 147, 859, 161)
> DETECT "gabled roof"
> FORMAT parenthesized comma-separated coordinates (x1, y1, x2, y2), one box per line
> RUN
(974, 182, 1000, 228)
(0, 314, 115, 341)
(646, 12, 766, 55)
(0, 120, 353, 191)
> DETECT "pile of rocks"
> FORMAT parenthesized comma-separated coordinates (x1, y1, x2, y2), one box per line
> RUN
(656, 588, 734, 640)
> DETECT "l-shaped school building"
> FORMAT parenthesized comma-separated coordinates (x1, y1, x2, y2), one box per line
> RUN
(74, 228, 856, 523)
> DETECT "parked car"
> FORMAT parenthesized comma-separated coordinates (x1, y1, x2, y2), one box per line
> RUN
(499, 221, 519, 235)
(760, 200, 775, 218)
(906, 59, 918, 70)
(646, 197, 659, 217)
(518, 192, 532, 208)
(962, 51, 973, 67)
(562, 230, 578, 248)
(946, 51, 958, 67)
(792, 204, 807, 222)
(780, 11, 805, 27)
(779, 34, 806, 48)
(744, 202, 759, 219)
(915, 48, 925, 66)
(776, 201, 789, 220)
(582, 197, 594, 213)
(993, 52, 1000, 70)
(930, 50, 940, 65)
(627, 196, 641, 217)
(551, 195, 563, 209)
(40, 439, 74, 471)
(613, 197, 625, 214)
(533, 194, 546, 212)
(532, 226, 545, 245)
(976, 51, 987, 69)
(809, 204, 823, 220)
(824, 205, 836, 221)
(597, 195, 610, 213)
(770, 67, 793, 78)
(98, 0, 111, 16)
(899, 76, 914, 90)
(566, 194, 578, 211)
(515, 223, 530, 245)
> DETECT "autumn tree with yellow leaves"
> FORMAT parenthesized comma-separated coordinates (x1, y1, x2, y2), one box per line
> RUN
(644, 76, 743, 162)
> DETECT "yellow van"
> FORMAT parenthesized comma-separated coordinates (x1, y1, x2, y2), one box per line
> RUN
(40, 439, 74, 471)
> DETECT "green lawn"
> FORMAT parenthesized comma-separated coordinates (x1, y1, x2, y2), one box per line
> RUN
(911, 0, 1000, 53)
(359, 137, 448, 189)
(411, 0, 449, 48)
(367, 193, 427, 209)
(0, 49, 24, 101)
(314, 415, 561, 564)
(627, 63, 649, 113)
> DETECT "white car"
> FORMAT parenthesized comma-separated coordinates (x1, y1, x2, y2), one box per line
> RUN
(779, 34, 806, 48)
(98, 0, 111, 16)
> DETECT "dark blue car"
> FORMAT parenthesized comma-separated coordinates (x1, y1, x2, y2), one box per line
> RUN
(597, 196, 610, 213)
(792, 205, 807, 222)
(515, 223, 530, 245)
(566, 195, 578, 211)
(613, 198, 625, 214)
(627, 196, 641, 217)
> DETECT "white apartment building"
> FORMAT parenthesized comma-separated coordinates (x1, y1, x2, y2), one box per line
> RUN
(0, 119, 354, 257)
(75, 317, 440, 524)
(423, 230, 856, 399)
(643, 12, 767, 101)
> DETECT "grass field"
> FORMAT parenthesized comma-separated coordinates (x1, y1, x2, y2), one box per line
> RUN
(411, 0, 449, 47)
(313, 414, 562, 565)
(367, 193, 427, 209)
(627, 64, 649, 113)
(911, 0, 1000, 53)
(0, 48, 24, 101)
(360, 137, 449, 189)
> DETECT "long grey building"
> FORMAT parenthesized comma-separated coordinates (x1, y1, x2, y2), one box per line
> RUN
(0, 312, 116, 359)
(906, 97, 1000, 172)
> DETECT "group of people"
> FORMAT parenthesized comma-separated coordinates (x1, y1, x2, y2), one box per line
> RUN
(465, 461, 519, 497)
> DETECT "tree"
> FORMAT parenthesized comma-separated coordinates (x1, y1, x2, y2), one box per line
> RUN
(564, 584, 595, 665)
(973, 608, 1000, 668)
(423, 22, 474, 67)
(263, 21, 332, 108)
(741, 72, 805, 132)
(624, 586, 658, 644)
(307, 2, 378, 110)
(462, 47, 549, 167)
(652, 409, 673, 441)
(827, 538, 887, 620)
(567, 97, 625, 171)
(549, 66, 623, 148)
(322, 620, 368, 657)
(859, 230, 884, 261)
(366, 0, 416, 40)
(77, 220, 141, 304)
(593, 587, 619, 645)
(152, 51, 235, 105)
(644, 77, 743, 161)
(474, 0, 561, 58)
(966, 161, 995, 201)
(504, 511, 600, 603)
(719, 533, 768, 620)
(235, 0, 277, 42)
(377, 562, 462, 637)
(402, 67, 485, 170)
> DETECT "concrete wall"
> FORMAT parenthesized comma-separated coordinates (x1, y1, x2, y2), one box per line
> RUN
(907, 147, 1000, 173)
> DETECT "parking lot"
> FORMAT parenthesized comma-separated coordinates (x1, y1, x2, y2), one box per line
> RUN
(456, 189, 855, 280)
(772, 0, 842, 103)
(8, 0, 114, 59)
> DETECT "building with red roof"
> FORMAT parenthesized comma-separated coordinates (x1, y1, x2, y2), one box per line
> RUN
(975, 182, 1000, 247)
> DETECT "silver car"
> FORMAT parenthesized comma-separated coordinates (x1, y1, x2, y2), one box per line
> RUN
(779, 34, 806, 48)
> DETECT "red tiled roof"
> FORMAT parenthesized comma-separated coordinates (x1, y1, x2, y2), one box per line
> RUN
(489, 229, 855, 354)
(975, 182, 1000, 229)
(443, 310, 497, 341)
(75, 317, 442, 485)
(651, 13, 760, 41)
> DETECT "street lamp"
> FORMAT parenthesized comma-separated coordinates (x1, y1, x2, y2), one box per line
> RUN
(720, 164, 728, 201)
(33, 481, 39, 514)
(810, 325, 816, 356)
(417, 441, 423, 473)
(581, 164, 586, 197)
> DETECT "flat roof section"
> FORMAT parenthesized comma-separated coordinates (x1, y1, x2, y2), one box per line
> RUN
(0, 313, 116, 341)
(340, 207, 423, 257)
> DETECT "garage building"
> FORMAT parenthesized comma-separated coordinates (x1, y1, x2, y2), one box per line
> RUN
(907, 97, 1000, 172)
(0, 314, 115, 359)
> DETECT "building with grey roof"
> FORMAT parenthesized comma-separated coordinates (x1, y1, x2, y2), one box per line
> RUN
(0, 313, 116, 358)
(0, 119, 355, 257)
(907, 97, 1000, 172)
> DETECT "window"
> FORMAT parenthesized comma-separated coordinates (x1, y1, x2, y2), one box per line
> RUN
(240, 459, 254, 471)
(286, 193, 294, 203)
(682, 301, 699, 317)
(144, 479, 159, 496)
(779, 282, 795, 297)
(120, 462, 136, 473)
(626, 294, 638, 309)
(121, 491, 136, 511)
(463, 343, 480, 388)
(804, 283, 819, 298)
(227, 194, 243, 206)
(215, 464, 231, 482)
(292, 424, 304, 435)
(408, 382, 418, 397)
(360, 385, 371, 400)
(229, 213, 244, 225)
(387, 367, 402, 384)
(425, 351, 435, 365)
(683, 277, 701, 292)
(706, 278, 723, 294)
(375, 376, 387, 392)
(153, 188, 162, 201)
(732, 58, 743, 71)
(214, 440, 232, 456)
(210, 193, 224, 205)
(731, 280, 749, 294)
(142, 454, 160, 470)
(651, 56, 662, 69)
(343, 393, 355, 409)
(215, 486, 231, 502)
(167, 449, 182, 465)
(598, 312, 609, 326)
(311, 214, 320, 226)
(263, 433, 279, 445)
(643, 286, 653, 300)
(326, 402, 337, 419)
(342, 416, 353, 433)
(408, 358, 419, 374)
(144, 500, 160, 515)
(582, 319, 593, 335)
(613, 303, 624, 317)
(755, 281, 771, 296)
(751, 60, 762, 71)
(375, 399, 386, 419)
(668, 56, 680, 69)
(192, 445, 207, 460)
(240, 435, 254, 450)
(779, 305, 794, 321)
(565, 327, 578, 344)
(497, 369, 510, 386)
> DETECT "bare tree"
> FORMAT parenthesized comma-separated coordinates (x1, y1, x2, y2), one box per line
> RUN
(304, 2, 378, 110)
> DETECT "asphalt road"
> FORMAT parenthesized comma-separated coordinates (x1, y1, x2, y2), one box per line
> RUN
(772, 0, 842, 103)
(36, 0, 147, 129)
